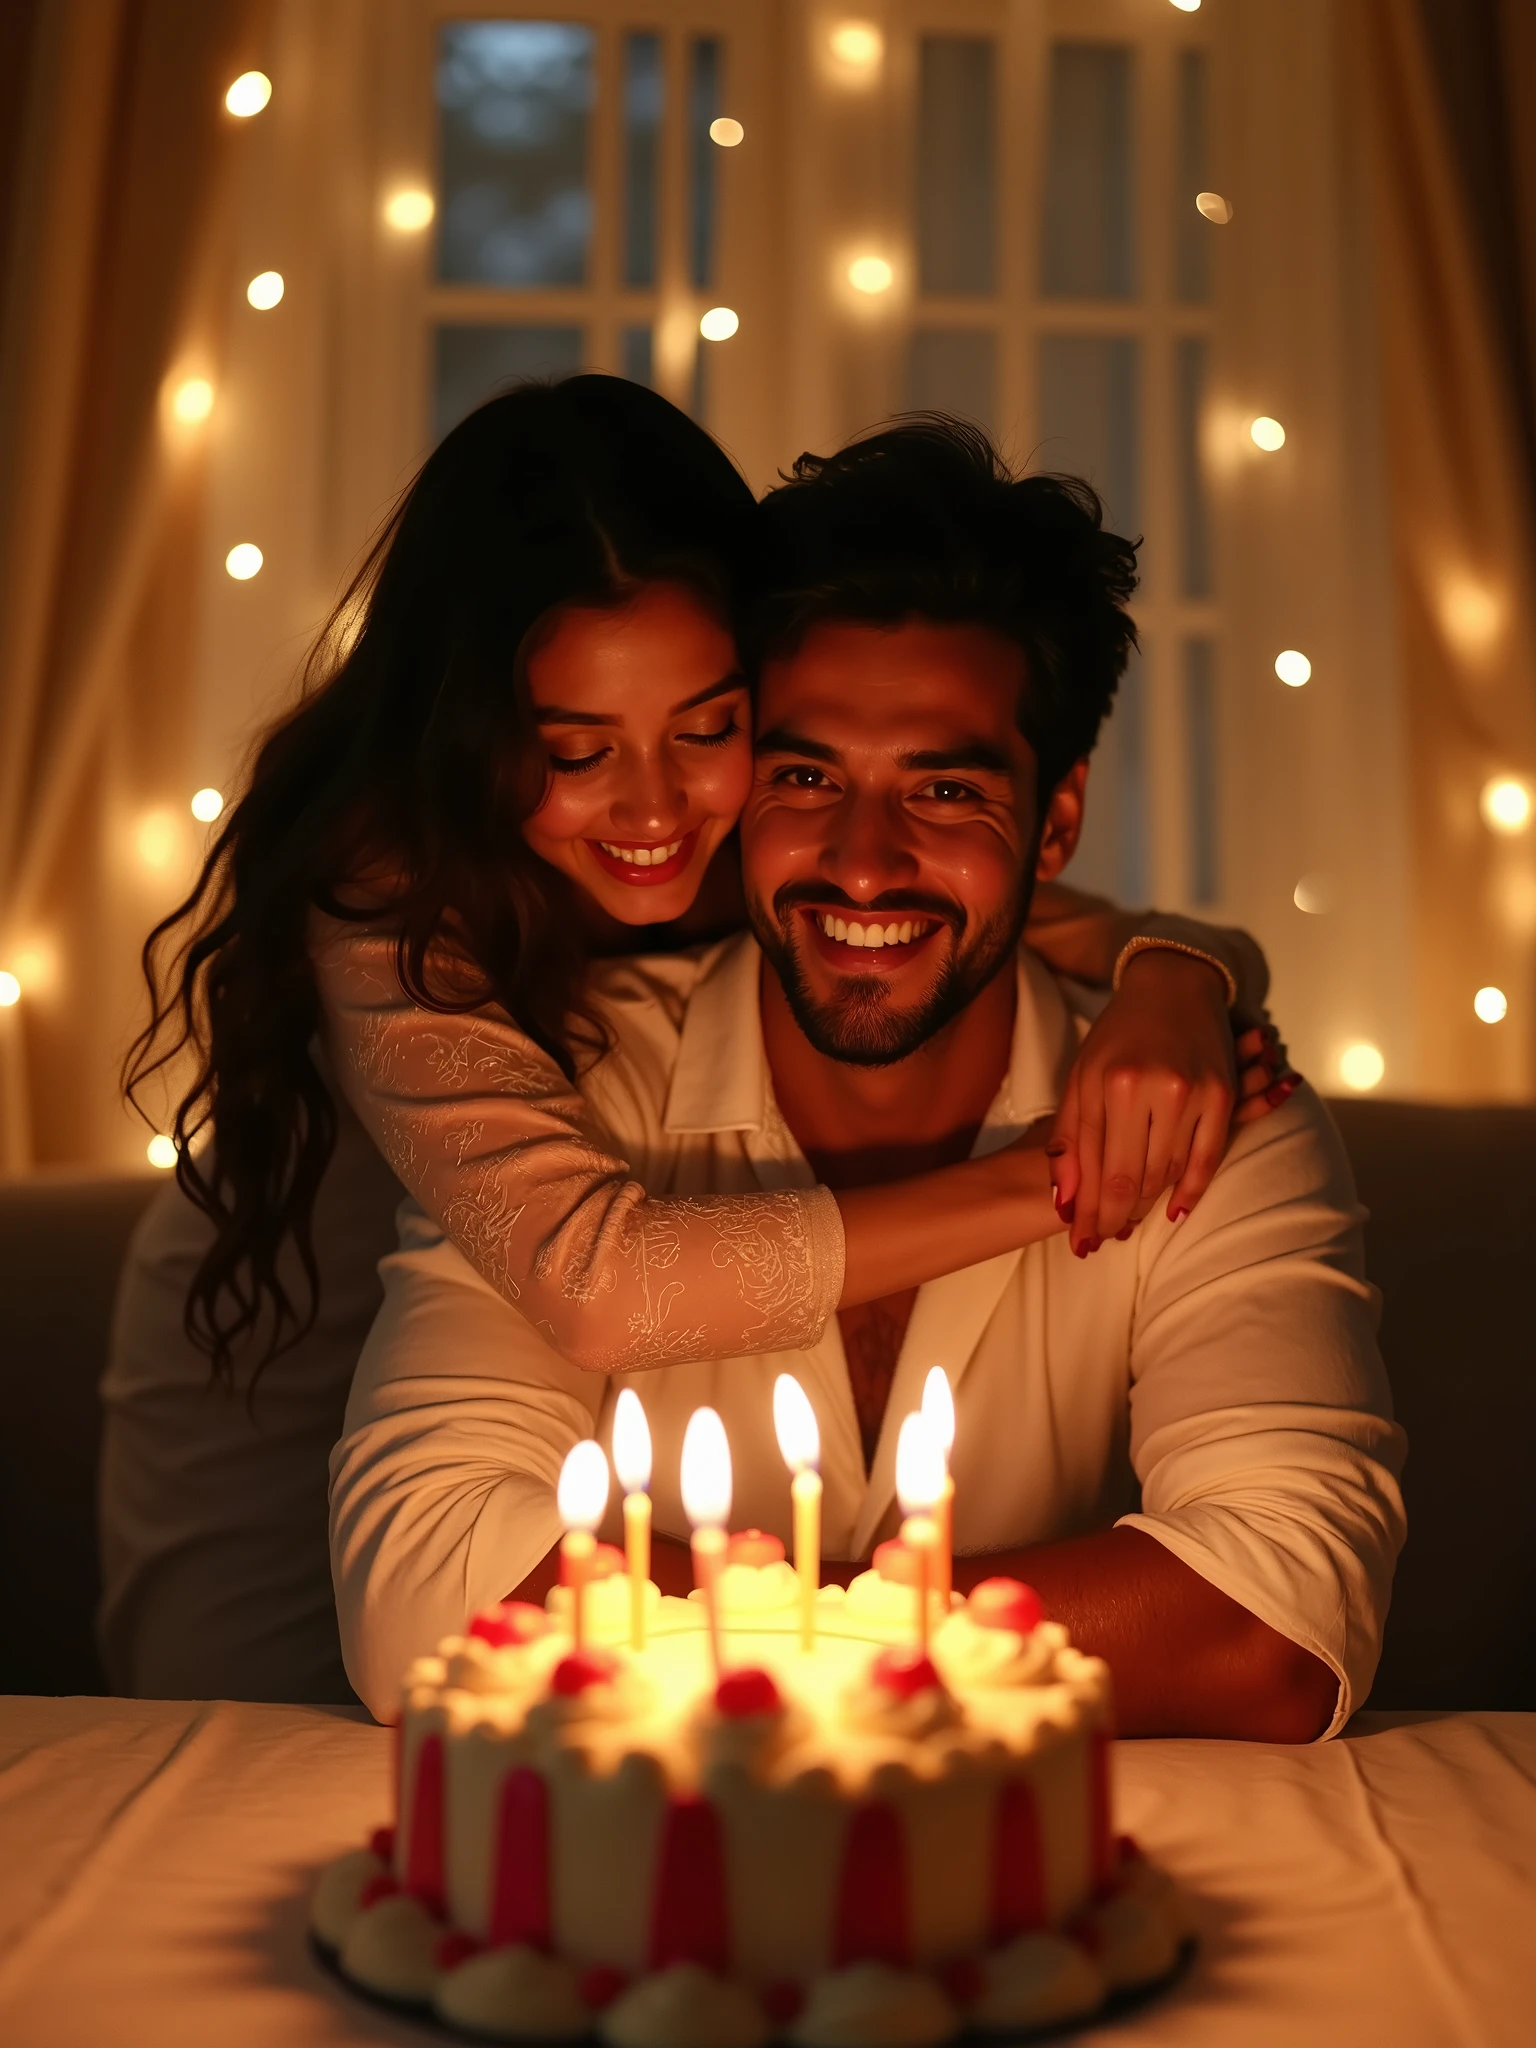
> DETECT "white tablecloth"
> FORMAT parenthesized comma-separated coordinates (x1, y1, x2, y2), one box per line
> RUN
(0, 1698, 1532, 2046)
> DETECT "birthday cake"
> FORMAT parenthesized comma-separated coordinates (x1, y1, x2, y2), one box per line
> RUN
(310, 1539, 1188, 2043)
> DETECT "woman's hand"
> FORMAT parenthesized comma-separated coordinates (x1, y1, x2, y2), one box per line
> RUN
(1048, 953, 1300, 1255)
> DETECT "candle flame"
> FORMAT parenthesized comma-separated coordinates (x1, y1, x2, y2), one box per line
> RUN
(896, 1411, 945, 1515)
(773, 1373, 820, 1474)
(680, 1406, 733, 1529)
(612, 1387, 653, 1495)
(921, 1366, 955, 1461)
(557, 1439, 611, 1533)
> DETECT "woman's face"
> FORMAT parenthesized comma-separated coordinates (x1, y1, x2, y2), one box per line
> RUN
(521, 580, 751, 926)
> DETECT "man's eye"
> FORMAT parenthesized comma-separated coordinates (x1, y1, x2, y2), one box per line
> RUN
(920, 779, 981, 803)
(774, 765, 830, 791)
(548, 748, 610, 776)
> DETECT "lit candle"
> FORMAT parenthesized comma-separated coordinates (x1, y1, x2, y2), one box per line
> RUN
(922, 1366, 956, 1609)
(556, 1439, 611, 1653)
(773, 1374, 822, 1651)
(680, 1406, 732, 1679)
(612, 1388, 653, 1652)
(895, 1411, 946, 1655)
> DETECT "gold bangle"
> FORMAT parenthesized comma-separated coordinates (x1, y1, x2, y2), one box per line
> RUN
(1112, 934, 1239, 1007)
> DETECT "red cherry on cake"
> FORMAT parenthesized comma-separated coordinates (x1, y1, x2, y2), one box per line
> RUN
(967, 1577, 1045, 1635)
(872, 1536, 921, 1586)
(726, 1528, 786, 1568)
(871, 1645, 945, 1701)
(358, 1871, 399, 1909)
(470, 1600, 549, 1650)
(367, 1824, 395, 1862)
(715, 1667, 783, 1718)
(551, 1648, 621, 1695)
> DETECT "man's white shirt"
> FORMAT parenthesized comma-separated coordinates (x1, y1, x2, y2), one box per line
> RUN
(330, 933, 1406, 1730)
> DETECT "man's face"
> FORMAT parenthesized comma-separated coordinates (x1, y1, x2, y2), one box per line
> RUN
(742, 618, 1084, 1066)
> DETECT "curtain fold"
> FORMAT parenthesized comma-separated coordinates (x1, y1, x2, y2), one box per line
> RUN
(1343, 0, 1536, 1098)
(0, 0, 264, 1169)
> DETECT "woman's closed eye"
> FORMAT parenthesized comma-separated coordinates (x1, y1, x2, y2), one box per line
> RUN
(676, 715, 743, 749)
(547, 746, 612, 775)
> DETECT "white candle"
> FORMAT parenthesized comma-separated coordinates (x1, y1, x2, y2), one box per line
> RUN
(680, 1406, 732, 1679)
(612, 1389, 653, 1652)
(922, 1366, 956, 1609)
(895, 1411, 946, 1655)
(774, 1374, 822, 1651)
(556, 1439, 611, 1653)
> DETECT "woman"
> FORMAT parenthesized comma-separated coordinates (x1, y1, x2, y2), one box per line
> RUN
(104, 376, 1287, 1700)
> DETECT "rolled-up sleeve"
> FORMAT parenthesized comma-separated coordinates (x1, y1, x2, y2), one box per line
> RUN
(329, 1202, 602, 1720)
(1115, 1087, 1407, 1736)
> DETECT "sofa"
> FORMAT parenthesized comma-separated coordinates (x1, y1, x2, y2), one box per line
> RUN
(1, 1100, 1532, 1708)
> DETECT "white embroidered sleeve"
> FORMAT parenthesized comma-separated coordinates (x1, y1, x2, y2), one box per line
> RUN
(312, 921, 843, 1371)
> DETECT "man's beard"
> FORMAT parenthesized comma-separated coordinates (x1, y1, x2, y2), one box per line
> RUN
(749, 880, 1031, 1067)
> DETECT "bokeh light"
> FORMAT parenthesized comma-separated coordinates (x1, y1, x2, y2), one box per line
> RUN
(191, 788, 225, 823)
(1479, 775, 1532, 836)
(170, 377, 214, 423)
(709, 118, 744, 147)
(1275, 649, 1312, 687)
(699, 306, 740, 341)
(147, 1135, 178, 1169)
(848, 255, 894, 294)
(225, 72, 272, 118)
(1473, 986, 1508, 1024)
(829, 22, 884, 73)
(1196, 191, 1232, 223)
(1339, 1043, 1386, 1092)
(1250, 415, 1286, 451)
(246, 270, 284, 310)
(225, 543, 263, 581)
(384, 189, 435, 232)
(0, 972, 19, 1007)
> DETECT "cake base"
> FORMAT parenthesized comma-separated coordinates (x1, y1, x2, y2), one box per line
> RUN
(311, 1926, 1196, 2044)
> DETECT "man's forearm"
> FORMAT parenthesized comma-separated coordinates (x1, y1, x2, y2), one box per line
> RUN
(953, 1527, 1337, 1741)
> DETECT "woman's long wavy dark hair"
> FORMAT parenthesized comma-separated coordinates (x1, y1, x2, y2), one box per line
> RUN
(126, 375, 758, 1382)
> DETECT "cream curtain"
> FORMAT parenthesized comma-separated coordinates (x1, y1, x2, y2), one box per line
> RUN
(1343, 0, 1536, 1097)
(0, 0, 266, 1171)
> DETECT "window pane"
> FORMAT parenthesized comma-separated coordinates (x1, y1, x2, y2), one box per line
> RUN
(1176, 336, 1212, 597)
(621, 324, 654, 388)
(1185, 638, 1220, 904)
(909, 330, 997, 433)
(1067, 647, 1149, 904)
(1038, 334, 1140, 536)
(1175, 51, 1212, 304)
(433, 324, 583, 440)
(917, 37, 995, 296)
(689, 37, 722, 290)
(1041, 44, 1136, 300)
(622, 33, 663, 289)
(437, 22, 594, 287)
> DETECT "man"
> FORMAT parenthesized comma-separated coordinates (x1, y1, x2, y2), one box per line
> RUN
(331, 423, 1405, 1737)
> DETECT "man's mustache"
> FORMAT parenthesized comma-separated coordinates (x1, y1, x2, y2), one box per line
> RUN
(771, 882, 965, 931)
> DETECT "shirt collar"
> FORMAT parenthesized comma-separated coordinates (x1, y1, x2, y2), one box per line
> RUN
(663, 930, 1078, 1143)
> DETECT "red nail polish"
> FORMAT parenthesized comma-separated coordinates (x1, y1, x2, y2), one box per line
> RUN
(1266, 1075, 1299, 1108)
(1115, 1225, 1133, 1241)
(1058, 1197, 1075, 1225)
(1083, 1237, 1103, 1255)
(1168, 1203, 1190, 1223)
(1071, 1239, 1089, 1259)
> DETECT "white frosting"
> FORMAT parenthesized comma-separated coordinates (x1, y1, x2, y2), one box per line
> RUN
(441, 1630, 565, 1697)
(308, 1848, 388, 1950)
(789, 1964, 958, 2048)
(931, 1614, 1067, 1690)
(1080, 1884, 1180, 1990)
(970, 1932, 1106, 2033)
(547, 1573, 673, 1643)
(601, 1964, 769, 2048)
(697, 1559, 802, 1622)
(338, 1893, 441, 2002)
(434, 1944, 587, 2039)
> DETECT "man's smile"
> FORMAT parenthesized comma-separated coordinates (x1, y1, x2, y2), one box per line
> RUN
(798, 905, 948, 969)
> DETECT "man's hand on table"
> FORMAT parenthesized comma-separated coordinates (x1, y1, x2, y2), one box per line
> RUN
(513, 1526, 1335, 1743)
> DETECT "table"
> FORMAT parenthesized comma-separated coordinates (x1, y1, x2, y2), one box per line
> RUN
(0, 1698, 1531, 2046)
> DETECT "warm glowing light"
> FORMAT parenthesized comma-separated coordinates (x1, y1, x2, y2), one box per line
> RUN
(1479, 775, 1532, 836)
(829, 21, 884, 73)
(557, 1439, 610, 1533)
(1439, 575, 1505, 660)
(384, 188, 435, 232)
(147, 1135, 178, 1169)
(921, 1367, 955, 1461)
(171, 377, 214, 423)
(1474, 986, 1508, 1024)
(773, 1374, 820, 1474)
(698, 306, 739, 341)
(1195, 191, 1233, 224)
(246, 270, 284, 310)
(612, 1388, 653, 1496)
(1250, 415, 1286, 452)
(895, 1412, 945, 1516)
(1293, 872, 1335, 915)
(0, 972, 19, 1007)
(681, 1406, 732, 1528)
(135, 809, 180, 869)
(848, 255, 893, 295)
(1339, 1043, 1386, 1093)
(1169, 0, 1202, 12)
(709, 117, 744, 147)
(225, 71, 272, 118)
(190, 787, 224, 823)
(225, 543, 263, 581)
(1275, 649, 1312, 688)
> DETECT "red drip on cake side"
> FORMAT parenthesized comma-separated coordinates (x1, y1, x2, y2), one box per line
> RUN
(649, 1795, 729, 1970)
(833, 1802, 910, 1966)
(489, 1765, 550, 1947)
(404, 1731, 445, 1915)
(990, 1777, 1046, 1940)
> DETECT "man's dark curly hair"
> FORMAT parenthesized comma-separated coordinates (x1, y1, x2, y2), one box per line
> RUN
(745, 415, 1140, 793)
